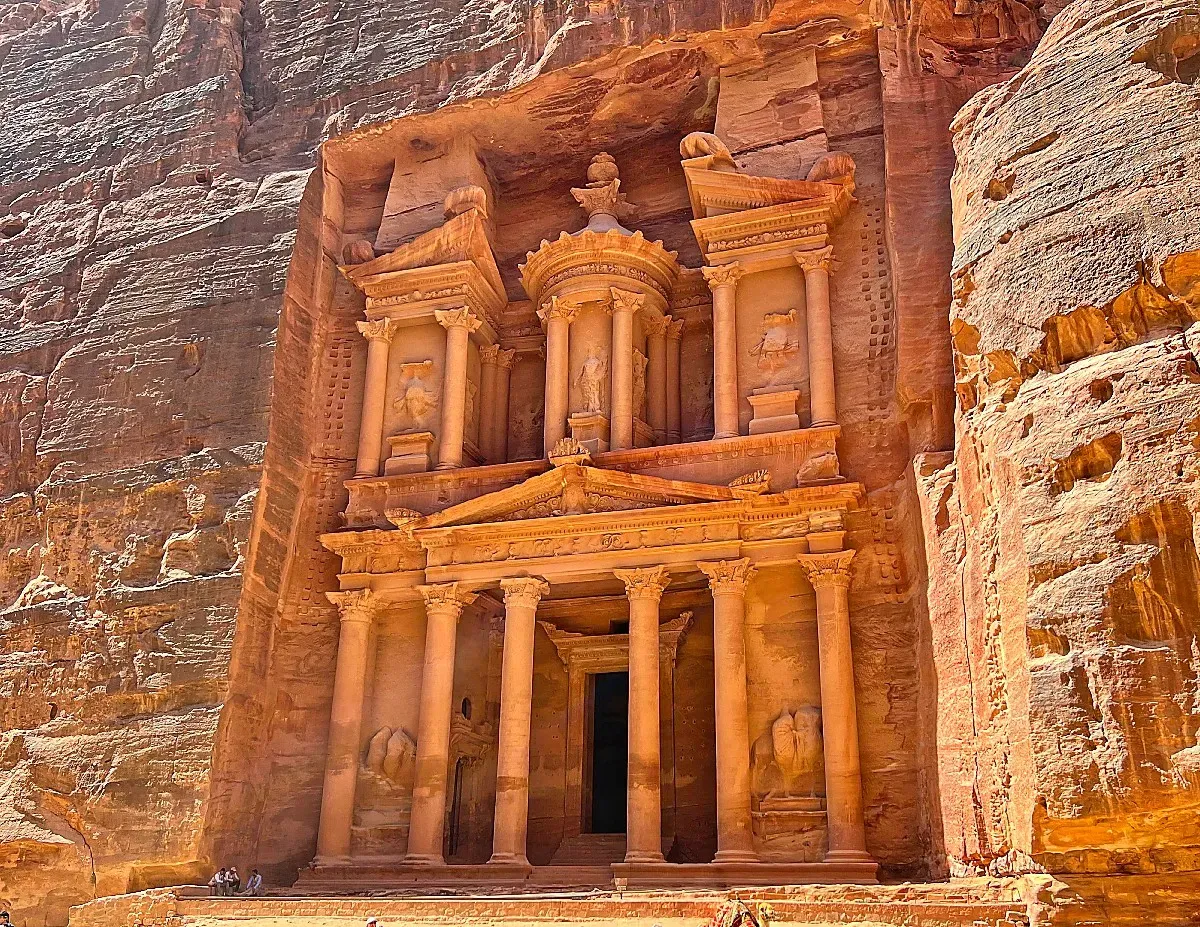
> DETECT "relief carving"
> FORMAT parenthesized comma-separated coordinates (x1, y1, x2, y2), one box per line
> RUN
(575, 350, 608, 414)
(364, 725, 417, 787)
(752, 309, 800, 375)
(393, 360, 438, 432)
(633, 349, 648, 420)
(751, 706, 824, 806)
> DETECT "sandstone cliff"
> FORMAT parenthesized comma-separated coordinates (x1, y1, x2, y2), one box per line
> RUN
(917, 0, 1200, 894)
(0, 0, 1055, 924)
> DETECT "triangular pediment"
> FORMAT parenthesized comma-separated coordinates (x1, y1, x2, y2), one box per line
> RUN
(421, 464, 741, 529)
(681, 160, 851, 221)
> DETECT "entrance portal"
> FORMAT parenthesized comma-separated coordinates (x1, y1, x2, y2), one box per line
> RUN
(588, 671, 628, 834)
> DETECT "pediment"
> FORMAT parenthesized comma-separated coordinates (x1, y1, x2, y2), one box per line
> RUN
(681, 161, 851, 221)
(343, 209, 506, 305)
(420, 464, 740, 529)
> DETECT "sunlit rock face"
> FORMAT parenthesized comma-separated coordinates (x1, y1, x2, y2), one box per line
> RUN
(8, 0, 1196, 922)
(917, 0, 1200, 893)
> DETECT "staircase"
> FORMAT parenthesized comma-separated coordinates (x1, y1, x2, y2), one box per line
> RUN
(550, 832, 627, 865)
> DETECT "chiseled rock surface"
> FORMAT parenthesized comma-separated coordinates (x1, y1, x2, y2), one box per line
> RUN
(918, 0, 1200, 881)
(0, 1, 1048, 925)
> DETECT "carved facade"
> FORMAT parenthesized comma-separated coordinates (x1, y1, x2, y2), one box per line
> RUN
(305, 129, 881, 889)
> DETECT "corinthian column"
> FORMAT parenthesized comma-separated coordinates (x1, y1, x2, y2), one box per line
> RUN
(479, 345, 515, 464)
(645, 315, 669, 446)
(609, 288, 644, 450)
(405, 583, 477, 864)
(698, 559, 758, 862)
(538, 298, 578, 455)
(701, 263, 745, 440)
(316, 589, 378, 861)
(354, 319, 397, 477)
(795, 247, 837, 426)
(489, 576, 551, 868)
(614, 566, 670, 863)
(666, 318, 684, 444)
(797, 550, 872, 863)
(435, 307, 482, 469)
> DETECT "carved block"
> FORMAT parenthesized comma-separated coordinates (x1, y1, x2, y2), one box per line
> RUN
(384, 431, 436, 475)
(748, 388, 801, 434)
(568, 412, 610, 453)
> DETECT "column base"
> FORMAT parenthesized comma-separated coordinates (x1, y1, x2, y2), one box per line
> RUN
(713, 848, 760, 864)
(402, 853, 446, 866)
(824, 848, 876, 863)
(713, 431, 740, 440)
(310, 854, 352, 867)
(811, 419, 836, 427)
(487, 853, 533, 872)
(623, 850, 666, 864)
(433, 461, 463, 471)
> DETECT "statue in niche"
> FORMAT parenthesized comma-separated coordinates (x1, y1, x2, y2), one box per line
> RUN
(751, 706, 823, 805)
(466, 380, 479, 433)
(633, 349, 648, 420)
(393, 360, 438, 432)
(752, 310, 799, 378)
(575, 350, 608, 414)
(364, 726, 417, 787)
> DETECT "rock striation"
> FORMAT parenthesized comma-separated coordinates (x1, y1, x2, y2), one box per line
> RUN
(918, 0, 1200, 886)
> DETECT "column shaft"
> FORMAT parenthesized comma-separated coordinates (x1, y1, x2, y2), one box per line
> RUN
(797, 248, 837, 426)
(702, 265, 744, 440)
(615, 567, 669, 863)
(699, 559, 758, 862)
(489, 577, 550, 867)
(610, 289, 643, 451)
(405, 584, 476, 864)
(316, 591, 376, 861)
(479, 347, 500, 464)
(354, 320, 396, 477)
(666, 319, 684, 444)
(799, 551, 872, 862)
(435, 307, 481, 469)
(646, 318, 669, 445)
(493, 350, 514, 464)
(539, 299, 575, 455)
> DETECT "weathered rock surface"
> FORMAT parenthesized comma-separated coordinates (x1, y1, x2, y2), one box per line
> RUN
(918, 0, 1200, 882)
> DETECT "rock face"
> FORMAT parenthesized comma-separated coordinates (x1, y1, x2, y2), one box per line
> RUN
(6, 0, 1195, 922)
(917, 0, 1200, 881)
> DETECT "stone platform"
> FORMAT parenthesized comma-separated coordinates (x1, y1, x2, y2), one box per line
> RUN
(298, 859, 879, 892)
(67, 880, 1048, 927)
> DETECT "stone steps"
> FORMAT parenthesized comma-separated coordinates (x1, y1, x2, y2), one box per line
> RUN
(549, 833, 628, 866)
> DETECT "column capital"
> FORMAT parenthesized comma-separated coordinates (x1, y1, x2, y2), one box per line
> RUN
(481, 343, 516, 369)
(666, 318, 686, 341)
(327, 589, 378, 625)
(797, 549, 855, 589)
(356, 318, 398, 343)
(500, 576, 551, 609)
(794, 245, 834, 275)
(609, 287, 646, 315)
(537, 295, 580, 325)
(615, 566, 670, 602)
(701, 262, 745, 291)
(643, 314, 671, 337)
(698, 558, 756, 596)
(435, 305, 483, 333)
(418, 582, 478, 618)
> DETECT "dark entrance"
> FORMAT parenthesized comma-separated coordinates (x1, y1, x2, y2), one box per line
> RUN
(588, 671, 628, 834)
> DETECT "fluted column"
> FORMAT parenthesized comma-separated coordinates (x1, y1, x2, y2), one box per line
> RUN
(609, 288, 644, 450)
(614, 566, 670, 863)
(479, 345, 515, 464)
(666, 318, 684, 444)
(489, 576, 551, 867)
(798, 550, 872, 862)
(538, 298, 578, 455)
(701, 263, 745, 440)
(316, 590, 378, 861)
(405, 583, 477, 864)
(354, 319, 397, 477)
(795, 247, 837, 426)
(645, 315, 669, 445)
(698, 559, 758, 862)
(435, 307, 482, 469)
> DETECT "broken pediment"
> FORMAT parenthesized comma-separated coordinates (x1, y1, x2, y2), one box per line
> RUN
(421, 463, 741, 528)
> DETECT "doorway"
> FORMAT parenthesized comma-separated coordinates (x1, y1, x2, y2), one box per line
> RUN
(587, 671, 628, 834)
